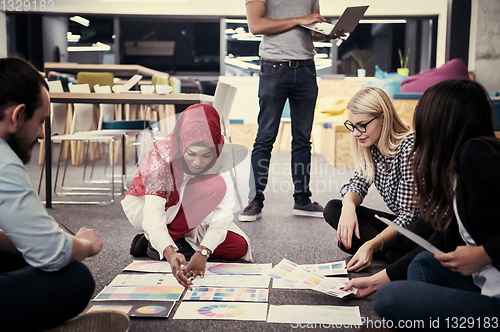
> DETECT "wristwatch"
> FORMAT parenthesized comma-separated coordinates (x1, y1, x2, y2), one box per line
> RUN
(198, 248, 210, 260)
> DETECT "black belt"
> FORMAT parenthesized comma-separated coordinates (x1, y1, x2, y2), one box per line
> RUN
(261, 59, 315, 68)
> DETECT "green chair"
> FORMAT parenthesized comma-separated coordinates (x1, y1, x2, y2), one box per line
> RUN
(76, 72, 114, 92)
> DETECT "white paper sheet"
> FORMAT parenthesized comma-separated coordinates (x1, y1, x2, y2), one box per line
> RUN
(375, 215, 443, 255)
(173, 301, 268, 321)
(124, 260, 173, 273)
(267, 305, 362, 326)
(272, 277, 349, 289)
(109, 274, 179, 287)
(192, 274, 270, 288)
(205, 262, 272, 275)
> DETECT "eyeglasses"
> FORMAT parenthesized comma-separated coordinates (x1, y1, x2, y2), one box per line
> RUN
(344, 116, 378, 133)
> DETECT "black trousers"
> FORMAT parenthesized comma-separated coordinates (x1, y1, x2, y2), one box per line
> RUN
(323, 199, 433, 262)
(0, 254, 95, 331)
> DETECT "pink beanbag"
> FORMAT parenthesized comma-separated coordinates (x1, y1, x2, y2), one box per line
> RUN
(400, 58, 470, 93)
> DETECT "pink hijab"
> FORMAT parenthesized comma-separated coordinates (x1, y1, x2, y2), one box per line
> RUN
(125, 104, 224, 208)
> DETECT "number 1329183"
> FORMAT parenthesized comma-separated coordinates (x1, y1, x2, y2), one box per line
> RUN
(2, 0, 54, 12)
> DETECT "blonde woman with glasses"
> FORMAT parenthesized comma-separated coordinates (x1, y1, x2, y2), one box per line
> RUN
(323, 87, 432, 274)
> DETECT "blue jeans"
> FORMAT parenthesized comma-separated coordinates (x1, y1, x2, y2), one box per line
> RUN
(374, 251, 500, 330)
(0, 254, 95, 330)
(249, 59, 318, 206)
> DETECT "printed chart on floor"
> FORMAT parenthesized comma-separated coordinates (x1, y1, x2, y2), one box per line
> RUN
(124, 260, 174, 273)
(301, 261, 347, 275)
(205, 262, 272, 275)
(267, 259, 356, 298)
(93, 286, 184, 301)
(272, 277, 349, 289)
(192, 274, 270, 288)
(267, 305, 362, 325)
(109, 274, 179, 287)
(183, 287, 269, 302)
(173, 301, 268, 321)
(85, 300, 175, 318)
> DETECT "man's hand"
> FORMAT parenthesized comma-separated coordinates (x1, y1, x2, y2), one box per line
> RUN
(327, 27, 346, 40)
(296, 13, 325, 26)
(435, 245, 493, 276)
(74, 227, 103, 257)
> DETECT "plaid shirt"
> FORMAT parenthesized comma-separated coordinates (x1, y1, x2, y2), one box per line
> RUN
(340, 133, 418, 227)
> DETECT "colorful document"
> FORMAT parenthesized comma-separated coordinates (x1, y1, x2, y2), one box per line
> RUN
(192, 274, 270, 288)
(273, 277, 349, 289)
(267, 259, 355, 298)
(183, 287, 268, 302)
(85, 300, 175, 318)
(109, 274, 179, 287)
(173, 301, 268, 321)
(300, 261, 347, 275)
(93, 286, 184, 301)
(124, 260, 173, 273)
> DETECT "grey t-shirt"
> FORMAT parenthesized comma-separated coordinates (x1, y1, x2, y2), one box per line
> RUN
(245, 0, 320, 61)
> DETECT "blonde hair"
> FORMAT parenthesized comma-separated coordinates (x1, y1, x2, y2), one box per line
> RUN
(347, 87, 411, 182)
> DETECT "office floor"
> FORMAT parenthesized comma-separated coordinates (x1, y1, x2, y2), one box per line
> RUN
(29, 143, 391, 331)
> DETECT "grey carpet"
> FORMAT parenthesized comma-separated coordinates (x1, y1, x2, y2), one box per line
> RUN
(26, 144, 391, 331)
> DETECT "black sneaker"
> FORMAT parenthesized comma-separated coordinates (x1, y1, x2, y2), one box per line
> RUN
(130, 233, 149, 257)
(146, 242, 161, 260)
(293, 201, 324, 218)
(238, 201, 262, 222)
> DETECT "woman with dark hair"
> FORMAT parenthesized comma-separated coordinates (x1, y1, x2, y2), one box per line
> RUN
(122, 104, 251, 289)
(373, 79, 500, 327)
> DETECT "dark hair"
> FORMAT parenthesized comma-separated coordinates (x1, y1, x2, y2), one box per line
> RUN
(412, 79, 494, 231)
(0, 57, 48, 121)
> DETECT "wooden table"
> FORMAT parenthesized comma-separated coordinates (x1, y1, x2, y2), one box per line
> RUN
(44, 92, 214, 207)
(44, 62, 169, 78)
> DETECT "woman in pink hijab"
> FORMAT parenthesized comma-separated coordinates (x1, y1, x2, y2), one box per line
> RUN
(122, 104, 251, 288)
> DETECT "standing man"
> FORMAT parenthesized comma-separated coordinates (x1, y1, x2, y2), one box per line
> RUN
(0, 57, 129, 331)
(240, 0, 342, 221)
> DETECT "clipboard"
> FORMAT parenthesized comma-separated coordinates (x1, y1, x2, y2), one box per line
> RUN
(302, 5, 369, 36)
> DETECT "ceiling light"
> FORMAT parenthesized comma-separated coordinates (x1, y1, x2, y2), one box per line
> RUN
(70, 16, 90, 27)
(67, 42, 111, 52)
(67, 32, 81, 42)
(359, 19, 407, 24)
